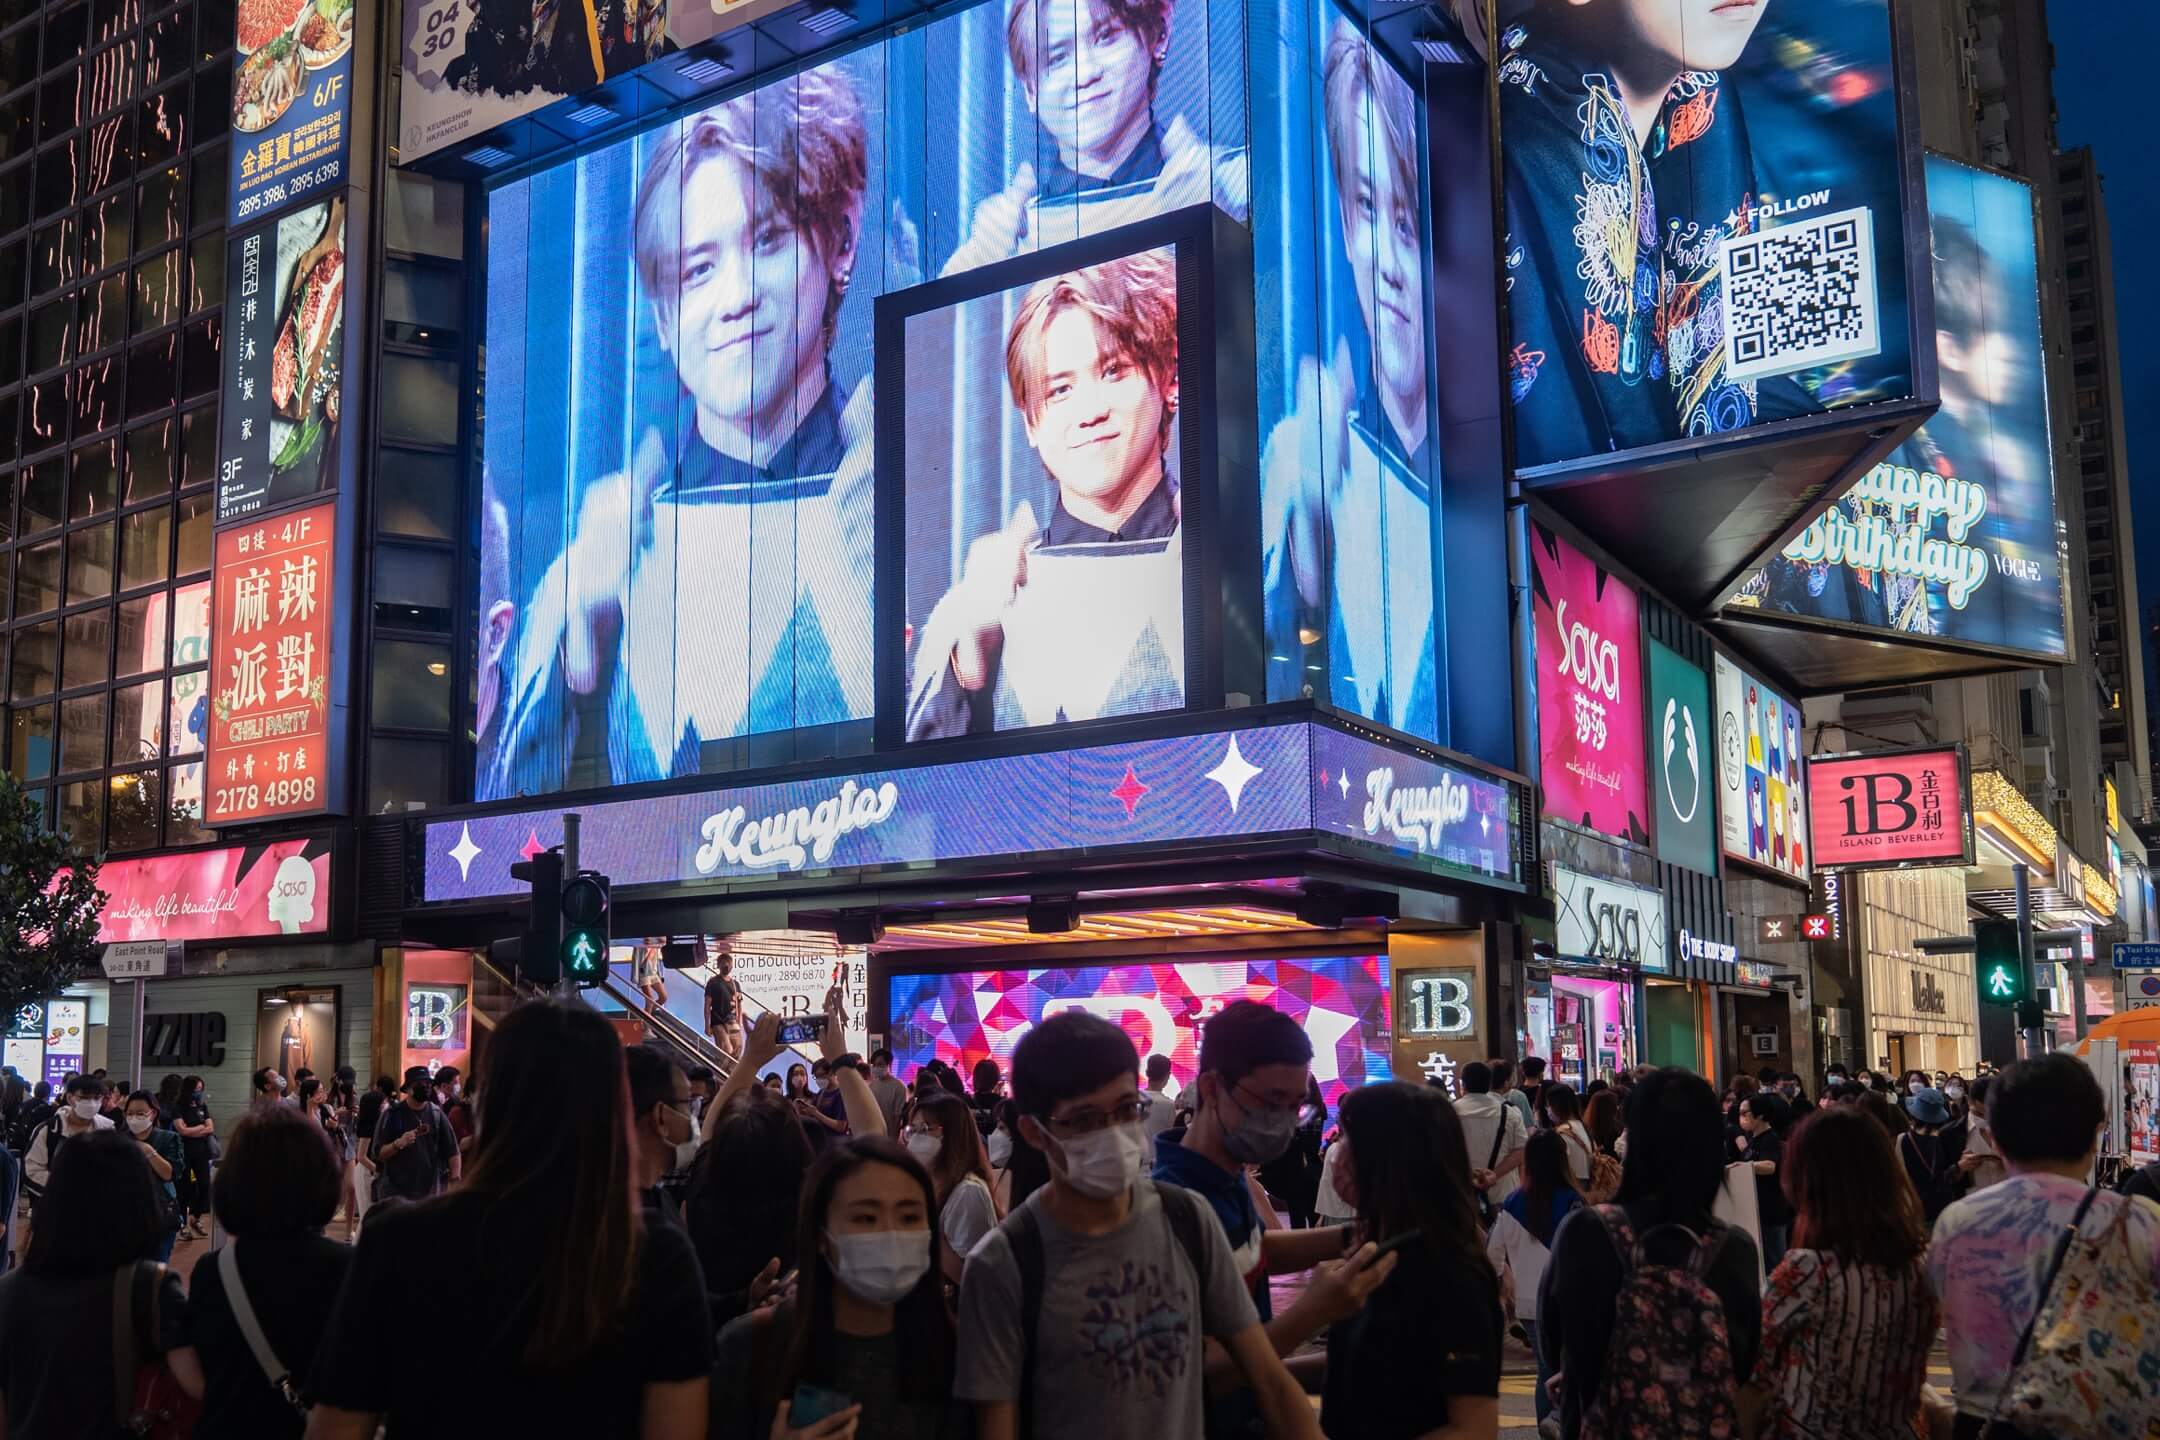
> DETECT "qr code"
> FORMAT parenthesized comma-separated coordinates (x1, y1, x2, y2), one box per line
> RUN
(1719, 205, 1881, 383)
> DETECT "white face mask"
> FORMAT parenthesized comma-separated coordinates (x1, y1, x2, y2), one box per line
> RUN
(1047, 1120, 1150, 1199)
(827, 1228, 933, 1305)
(905, 1132, 942, 1163)
(675, 1134, 701, 1171)
(988, 1129, 1014, 1167)
(72, 1099, 99, 1122)
(126, 1114, 153, 1136)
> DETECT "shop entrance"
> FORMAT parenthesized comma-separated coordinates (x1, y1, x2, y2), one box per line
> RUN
(1526, 968, 1637, 1090)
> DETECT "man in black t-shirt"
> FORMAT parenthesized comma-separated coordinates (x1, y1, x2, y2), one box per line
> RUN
(366, 1069, 459, 1203)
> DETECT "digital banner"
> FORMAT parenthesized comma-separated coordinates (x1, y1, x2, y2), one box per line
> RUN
(218, 197, 348, 525)
(2129, 1043, 2158, 1164)
(206, 498, 337, 826)
(425, 720, 1524, 903)
(1499, 0, 1912, 470)
(43, 999, 87, 1091)
(1806, 746, 1971, 870)
(1715, 655, 1809, 881)
(1551, 864, 1669, 973)
(4, 1003, 43, 1087)
(901, 243, 1189, 742)
(231, 0, 356, 224)
(1531, 524, 1645, 840)
(1648, 640, 1717, 875)
(93, 836, 334, 942)
(887, 954, 1392, 1111)
(1732, 156, 2062, 656)
(477, 0, 1249, 800)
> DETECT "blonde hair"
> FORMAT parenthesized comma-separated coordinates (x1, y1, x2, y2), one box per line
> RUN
(632, 65, 868, 338)
(1321, 18, 1419, 211)
(1003, 251, 1179, 429)
(1005, 0, 1173, 93)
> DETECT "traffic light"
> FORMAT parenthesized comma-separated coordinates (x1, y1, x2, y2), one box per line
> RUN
(1975, 919, 2025, 1006)
(560, 871, 611, 986)
(501, 848, 564, 988)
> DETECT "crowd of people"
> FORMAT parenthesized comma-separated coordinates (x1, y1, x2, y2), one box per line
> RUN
(0, 997, 2154, 1440)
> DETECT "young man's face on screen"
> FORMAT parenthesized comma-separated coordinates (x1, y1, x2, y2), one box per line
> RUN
(1023, 305, 1172, 518)
(1340, 99, 1427, 437)
(1610, 0, 1768, 74)
(662, 153, 837, 438)
(1029, 0, 1157, 174)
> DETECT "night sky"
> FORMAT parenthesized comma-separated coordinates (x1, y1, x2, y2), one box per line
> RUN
(2048, 6, 2160, 642)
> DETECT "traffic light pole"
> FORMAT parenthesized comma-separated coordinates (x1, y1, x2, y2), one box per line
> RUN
(2014, 863, 2043, 1060)
(560, 812, 581, 1000)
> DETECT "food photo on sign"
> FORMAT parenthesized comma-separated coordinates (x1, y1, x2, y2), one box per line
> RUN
(219, 198, 347, 523)
(232, 0, 356, 223)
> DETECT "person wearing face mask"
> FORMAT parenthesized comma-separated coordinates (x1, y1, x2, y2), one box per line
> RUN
(903, 1091, 1002, 1285)
(361, 1066, 460, 1204)
(123, 1090, 186, 1262)
(710, 1137, 966, 1440)
(24, 1074, 113, 1203)
(956, 1011, 1335, 1440)
(1152, 1001, 1395, 1437)
(249, 1066, 287, 1114)
(627, 1045, 700, 1229)
(865, 1049, 909, 1139)
(173, 1074, 218, 1239)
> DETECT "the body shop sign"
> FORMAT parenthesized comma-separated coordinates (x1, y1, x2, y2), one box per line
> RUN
(1552, 864, 1668, 973)
(207, 498, 336, 825)
(1714, 656, 1809, 881)
(1806, 746, 1972, 870)
(1648, 641, 1717, 875)
(1531, 525, 1646, 841)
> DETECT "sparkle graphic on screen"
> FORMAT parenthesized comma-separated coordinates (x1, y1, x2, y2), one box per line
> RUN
(1111, 765, 1150, 817)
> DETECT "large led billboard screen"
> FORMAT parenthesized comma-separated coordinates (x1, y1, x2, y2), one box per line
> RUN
(898, 243, 1190, 739)
(1530, 523, 1645, 842)
(886, 954, 1392, 1111)
(1256, 9, 1448, 743)
(1730, 157, 2063, 658)
(1714, 654, 1808, 881)
(1499, 0, 1912, 471)
(476, 0, 1250, 800)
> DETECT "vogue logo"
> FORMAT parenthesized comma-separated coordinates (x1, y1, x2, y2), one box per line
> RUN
(694, 779, 901, 874)
(1363, 768, 1471, 852)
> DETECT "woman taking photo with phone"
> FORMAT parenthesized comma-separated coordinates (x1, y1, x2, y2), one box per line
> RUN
(710, 1136, 966, 1440)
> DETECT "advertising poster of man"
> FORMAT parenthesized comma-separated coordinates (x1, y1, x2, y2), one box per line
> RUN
(1498, 0, 1912, 469)
(256, 986, 340, 1081)
(1258, 12, 1442, 744)
(477, 6, 1247, 798)
(1733, 157, 2063, 657)
(904, 248, 1186, 739)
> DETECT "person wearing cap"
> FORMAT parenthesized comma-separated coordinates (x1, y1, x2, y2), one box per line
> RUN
(1895, 1082, 1970, 1224)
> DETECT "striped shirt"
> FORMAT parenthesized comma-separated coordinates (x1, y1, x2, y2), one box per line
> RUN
(1757, 1250, 1938, 1440)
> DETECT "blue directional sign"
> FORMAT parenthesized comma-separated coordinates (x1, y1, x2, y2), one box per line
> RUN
(2112, 943, 2160, 969)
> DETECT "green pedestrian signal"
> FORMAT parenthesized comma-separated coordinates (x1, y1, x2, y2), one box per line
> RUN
(1974, 919, 2024, 1007)
(559, 872, 611, 987)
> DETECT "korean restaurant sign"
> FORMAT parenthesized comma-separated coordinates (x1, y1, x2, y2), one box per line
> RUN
(1806, 745, 1973, 870)
(230, 0, 358, 224)
(206, 498, 336, 826)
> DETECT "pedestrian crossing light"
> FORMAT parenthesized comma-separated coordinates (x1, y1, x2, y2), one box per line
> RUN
(560, 872, 611, 987)
(1974, 919, 2024, 1007)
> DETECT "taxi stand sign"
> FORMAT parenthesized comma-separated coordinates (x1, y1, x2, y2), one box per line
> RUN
(2113, 943, 2160, 969)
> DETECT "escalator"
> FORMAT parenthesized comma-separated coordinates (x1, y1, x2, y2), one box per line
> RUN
(467, 950, 738, 1082)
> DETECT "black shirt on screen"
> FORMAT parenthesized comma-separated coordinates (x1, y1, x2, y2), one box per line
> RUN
(309, 1192, 714, 1438)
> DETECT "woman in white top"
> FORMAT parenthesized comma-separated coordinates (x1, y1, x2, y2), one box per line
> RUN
(1543, 1083, 1596, 1187)
(1485, 1131, 1582, 1430)
(904, 1091, 1001, 1281)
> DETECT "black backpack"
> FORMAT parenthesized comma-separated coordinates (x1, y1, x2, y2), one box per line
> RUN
(1006, 1182, 1214, 1436)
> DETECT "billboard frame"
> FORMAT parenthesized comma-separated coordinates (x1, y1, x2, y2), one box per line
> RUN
(1806, 742, 1976, 873)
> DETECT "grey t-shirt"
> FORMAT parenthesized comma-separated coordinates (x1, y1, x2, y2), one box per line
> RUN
(955, 1178, 1259, 1440)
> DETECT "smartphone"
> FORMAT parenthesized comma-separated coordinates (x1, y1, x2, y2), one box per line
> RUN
(776, 1014, 830, 1047)
(790, 1383, 854, 1425)
(1369, 1228, 1425, 1261)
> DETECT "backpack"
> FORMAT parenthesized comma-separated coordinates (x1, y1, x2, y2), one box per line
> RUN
(1579, 1206, 1739, 1440)
(1007, 1181, 1213, 1438)
(1564, 1126, 1623, 1205)
(1899, 1130, 1970, 1222)
(1983, 1187, 2160, 1439)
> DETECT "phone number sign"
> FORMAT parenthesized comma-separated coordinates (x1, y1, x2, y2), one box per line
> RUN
(206, 497, 337, 826)
(228, 1, 357, 225)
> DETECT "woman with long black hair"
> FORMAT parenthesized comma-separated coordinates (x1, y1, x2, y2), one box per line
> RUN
(904, 1091, 1002, 1283)
(306, 1000, 712, 1438)
(173, 1073, 217, 1238)
(710, 1137, 966, 1440)
(1321, 1081, 1502, 1438)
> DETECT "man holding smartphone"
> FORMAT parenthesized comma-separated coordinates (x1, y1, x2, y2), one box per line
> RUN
(364, 1067, 461, 1204)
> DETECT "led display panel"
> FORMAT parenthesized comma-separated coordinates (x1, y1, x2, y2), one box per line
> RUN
(1714, 654, 1808, 881)
(1498, 0, 1912, 470)
(1807, 745, 1971, 870)
(1530, 523, 1645, 841)
(1256, 1, 1447, 742)
(899, 242, 1187, 739)
(887, 954, 1392, 1110)
(1731, 157, 2063, 658)
(476, 0, 1248, 799)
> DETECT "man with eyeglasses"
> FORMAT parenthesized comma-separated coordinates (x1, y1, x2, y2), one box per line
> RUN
(626, 1044, 697, 1228)
(1152, 1001, 1396, 1437)
(955, 1011, 1326, 1440)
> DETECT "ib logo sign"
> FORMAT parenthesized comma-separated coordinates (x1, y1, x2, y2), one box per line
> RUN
(406, 987, 462, 1046)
